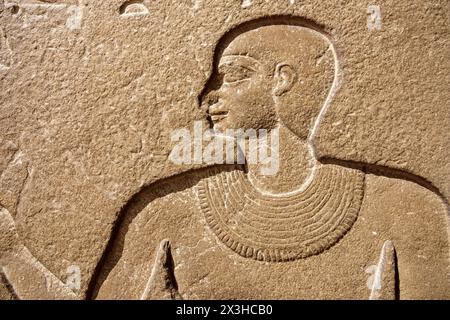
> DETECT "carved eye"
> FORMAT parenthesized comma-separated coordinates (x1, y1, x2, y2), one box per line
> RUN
(221, 65, 254, 84)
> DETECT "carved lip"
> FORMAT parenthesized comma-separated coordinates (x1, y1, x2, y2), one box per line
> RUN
(209, 111, 228, 122)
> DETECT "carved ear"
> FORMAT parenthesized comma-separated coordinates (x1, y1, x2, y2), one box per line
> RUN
(273, 63, 297, 97)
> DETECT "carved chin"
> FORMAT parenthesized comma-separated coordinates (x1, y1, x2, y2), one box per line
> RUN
(212, 121, 225, 131)
(212, 119, 232, 132)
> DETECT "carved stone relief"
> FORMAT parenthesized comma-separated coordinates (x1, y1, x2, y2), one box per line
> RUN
(0, 2, 449, 300)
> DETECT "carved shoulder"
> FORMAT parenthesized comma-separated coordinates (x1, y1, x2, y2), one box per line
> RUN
(361, 173, 449, 299)
(363, 173, 448, 217)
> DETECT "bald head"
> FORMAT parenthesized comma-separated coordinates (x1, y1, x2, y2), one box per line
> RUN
(202, 23, 336, 140)
(223, 25, 329, 67)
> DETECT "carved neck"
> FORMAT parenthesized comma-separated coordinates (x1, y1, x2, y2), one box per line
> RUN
(246, 124, 316, 194)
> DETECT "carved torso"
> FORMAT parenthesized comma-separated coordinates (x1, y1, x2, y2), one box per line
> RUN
(95, 164, 449, 299)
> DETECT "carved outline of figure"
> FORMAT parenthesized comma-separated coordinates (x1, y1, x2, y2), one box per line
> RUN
(195, 20, 365, 261)
(0, 16, 448, 300)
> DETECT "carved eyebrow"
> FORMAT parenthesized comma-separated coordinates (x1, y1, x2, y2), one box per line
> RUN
(219, 55, 261, 70)
(218, 63, 257, 76)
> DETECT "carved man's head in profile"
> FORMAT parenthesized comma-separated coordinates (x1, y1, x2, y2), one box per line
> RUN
(201, 22, 336, 141)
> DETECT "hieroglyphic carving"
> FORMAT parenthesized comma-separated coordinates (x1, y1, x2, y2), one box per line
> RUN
(4, 0, 83, 30)
(119, 0, 149, 17)
(4, 0, 78, 8)
(17, 0, 77, 4)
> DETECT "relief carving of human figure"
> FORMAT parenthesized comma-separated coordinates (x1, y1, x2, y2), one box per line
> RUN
(0, 20, 449, 299)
